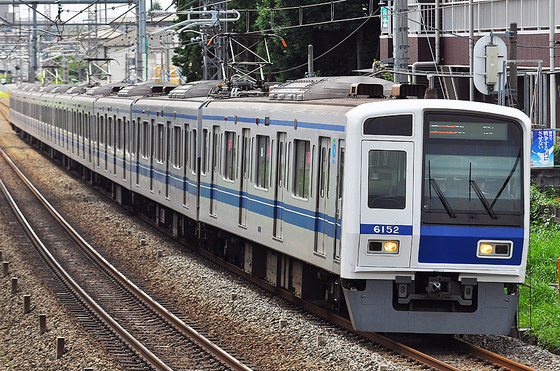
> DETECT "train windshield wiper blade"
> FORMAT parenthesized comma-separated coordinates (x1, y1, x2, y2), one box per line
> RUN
(490, 151, 521, 209)
(429, 178, 456, 218)
(469, 179, 497, 219)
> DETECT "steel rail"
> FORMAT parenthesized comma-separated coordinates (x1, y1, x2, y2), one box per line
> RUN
(192, 237, 539, 371)
(452, 337, 538, 371)
(190, 245, 463, 371)
(0, 142, 253, 371)
(0, 149, 173, 371)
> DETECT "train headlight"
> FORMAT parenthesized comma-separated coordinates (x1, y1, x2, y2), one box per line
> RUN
(477, 241, 512, 258)
(367, 240, 399, 254)
(384, 241, 399, 253)
(479, 243, 493, 255)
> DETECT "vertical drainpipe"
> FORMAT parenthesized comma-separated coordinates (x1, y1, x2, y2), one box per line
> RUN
(412, 0, 440, 84)
(550, 0, 556, 129)
(469, 0, 474, 101)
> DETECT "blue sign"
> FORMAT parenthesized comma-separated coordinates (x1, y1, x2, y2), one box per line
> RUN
(531, 130, 554, 168)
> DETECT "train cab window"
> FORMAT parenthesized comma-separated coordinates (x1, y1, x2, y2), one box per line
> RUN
(293, 139, 311, 199)
(363, 115, 413, 136)
(224, 131, 236, 181)
(367, 150, 406, 209)
(255, 135, 270, 189)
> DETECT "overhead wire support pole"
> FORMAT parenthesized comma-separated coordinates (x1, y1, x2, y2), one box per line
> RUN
(550, 0, 556, 129)
(137, 0, 146, 83)
(392, 0, 408, 84)
(30, 1, 38, 82)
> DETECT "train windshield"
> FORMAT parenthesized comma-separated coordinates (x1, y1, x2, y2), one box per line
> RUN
(422, 112, 523, 226)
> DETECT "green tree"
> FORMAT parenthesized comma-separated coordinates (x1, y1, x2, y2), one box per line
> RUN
(172, 0, 380, 82)
(150, 0, 163, 11)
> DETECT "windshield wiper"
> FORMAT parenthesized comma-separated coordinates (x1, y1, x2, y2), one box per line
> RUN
(469, 164, 497, 219)
(428, 161, 456, 218)
(490, 150, 521, 209)
(469, 180, 498, 219)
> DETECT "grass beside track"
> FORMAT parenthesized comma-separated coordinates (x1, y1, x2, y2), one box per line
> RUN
(519, 186, 560, 353)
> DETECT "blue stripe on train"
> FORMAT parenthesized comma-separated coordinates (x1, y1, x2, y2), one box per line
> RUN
(419, 225, 524, 265)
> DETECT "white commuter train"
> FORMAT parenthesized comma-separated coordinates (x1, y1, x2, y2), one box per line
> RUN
(9, 76, 531, 334)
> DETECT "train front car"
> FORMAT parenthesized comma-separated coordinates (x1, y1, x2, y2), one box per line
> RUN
(341, 100, 530, 334)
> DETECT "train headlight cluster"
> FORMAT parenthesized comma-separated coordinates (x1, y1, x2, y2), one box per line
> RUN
(368, 240, 399, 254)
(477, 241, 512, 258)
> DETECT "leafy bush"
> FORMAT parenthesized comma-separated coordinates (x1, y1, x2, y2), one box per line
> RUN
(530, 185, 559, 227)
(520, 187, 560, 352)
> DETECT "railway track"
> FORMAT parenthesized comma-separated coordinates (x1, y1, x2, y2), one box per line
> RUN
(0, 98, 539, 371)
(0, 122, 253, 369)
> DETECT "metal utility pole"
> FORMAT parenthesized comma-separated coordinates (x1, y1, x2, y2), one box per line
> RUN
(510, 22, 518, 100)
(29, 2, 38, 82)
(550, 0, 556, 129)
(469, 0, 474, 101)
(393, 0, 408, 83)
(136, 0, 146, 82)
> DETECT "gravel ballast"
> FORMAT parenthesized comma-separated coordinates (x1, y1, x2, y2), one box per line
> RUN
(1, 114, 560, 371)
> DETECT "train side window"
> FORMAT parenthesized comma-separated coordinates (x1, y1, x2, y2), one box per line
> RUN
(367, 150, 406, 209)
(183, 125, 189, 169)
(224, 131, 236, 181)
(156, 123, 165, 163)
(108, 116, 113, 148)
(293, 139, 311, 199)
(142, 121, 149, 158)
(286, 142, 292, 193)
(117, 118, 122, 151)
(255, 135, 270, 189)
(173, 126, 182, 168)
(191, 128, 197, 175)
(99, 115, 105, 145)
(201, 128, 208, 175)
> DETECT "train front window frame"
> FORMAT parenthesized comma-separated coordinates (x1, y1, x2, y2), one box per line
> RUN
(422, 111, 524, 226)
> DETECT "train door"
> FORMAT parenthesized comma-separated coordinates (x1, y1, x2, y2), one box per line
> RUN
(123, 118, 128, 180)
(359, 141, 413, 268)
(165, 121, 171, 199)
(150, 119, 156, 191)
(315, 137, 332, 256)
(238, 128, 250, 227)
(209, 126, 220, 216)
(183, 124, 190, 207)
(114, 116, 119, 175)
(273, 132, 287, 239)
(334, 139, 344, 261)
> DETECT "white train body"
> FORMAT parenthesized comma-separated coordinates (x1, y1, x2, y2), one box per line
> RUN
(9, 78, 531, 334)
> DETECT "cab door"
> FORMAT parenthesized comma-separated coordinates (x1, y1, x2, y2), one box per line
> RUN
(359, 141, 414, 268)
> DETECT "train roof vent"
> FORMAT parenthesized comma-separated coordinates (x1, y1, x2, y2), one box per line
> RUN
(66, 85, 87, 94)
(39, 85, 60, 93)
(391, 83, 427, 99)
(349, 83, 384, 98)
(116, 82, 178, 97)
(269, 76, 393, 101)
(86, 83, 132, 96)
(17, 83, 40, 92)
(167, 80, 221, 99)
(49, 85, 77, 94)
